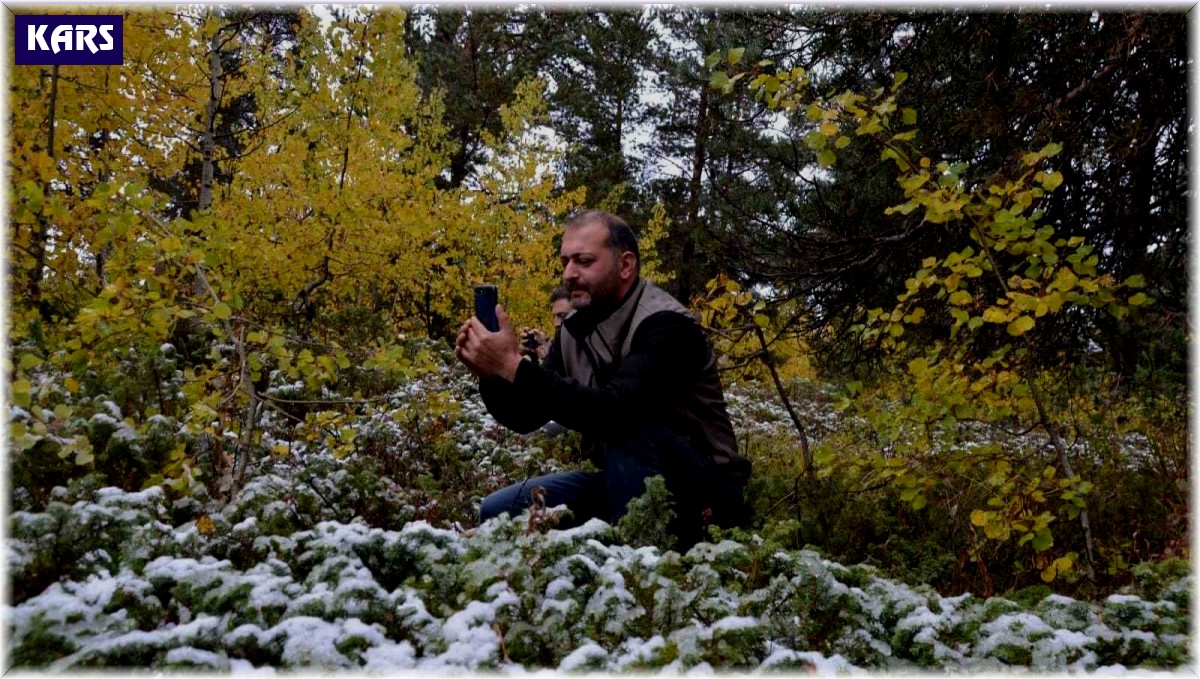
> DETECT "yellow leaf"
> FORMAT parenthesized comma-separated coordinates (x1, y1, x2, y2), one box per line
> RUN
(197, 515, 215, 535)
(820, 122, 839, 137)
(212, 302, 233, 320)
(1007, 316, 1035, 336)
(982, 307, 1009, 323)
(1042, 170, 1064, 191)
(907, 357, 928, 376)
(160, 235, 183, 254)
(65, 377, 80, 394)
(970, 509, 989, 527)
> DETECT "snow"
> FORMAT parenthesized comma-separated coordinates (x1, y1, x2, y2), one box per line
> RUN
(544, 576, 575, 599)
(438, 600, 501, 669)
(100, 400, 123, 418)
(558, 641, 608, 671)
(361, 640, 418, 672)
(6, 367, 1191, 674)
(268, 616, 355, 667)
(613, 634, 666, 669)
(711, 615, 759, 632)
(546, 517, 610, 543)
(164, 646, 227, 668)
(229, 658, 276, 674)
(761, 647, 857, 673)
(1106, 594, 1146, 604)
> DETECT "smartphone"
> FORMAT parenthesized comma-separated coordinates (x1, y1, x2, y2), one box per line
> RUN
(473, 284, 499, 332)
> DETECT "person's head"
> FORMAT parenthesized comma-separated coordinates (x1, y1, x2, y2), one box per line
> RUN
(559, 211, 640, 310)
(549, 286, 572, 328)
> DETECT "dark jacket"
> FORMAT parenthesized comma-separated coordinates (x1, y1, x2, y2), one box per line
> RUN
(479, 278, 751, 484)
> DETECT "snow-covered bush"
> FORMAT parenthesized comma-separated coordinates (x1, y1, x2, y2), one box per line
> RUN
(6, 480, 1189, 671)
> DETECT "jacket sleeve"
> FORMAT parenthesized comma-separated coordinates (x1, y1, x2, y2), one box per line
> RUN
(477, 328, 567, 434)
(504, 311, 709, 438)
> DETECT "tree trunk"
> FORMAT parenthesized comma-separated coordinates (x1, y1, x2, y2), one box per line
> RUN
(29, 64, 59, 322)
(680, 84, 710, 304)
(199, 30, 223, 212)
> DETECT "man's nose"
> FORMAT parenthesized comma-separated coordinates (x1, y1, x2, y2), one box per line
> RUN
(562, 261, 578, 281)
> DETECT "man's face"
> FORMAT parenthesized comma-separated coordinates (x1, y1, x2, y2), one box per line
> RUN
(560, 221, 622, 310)
(551, 298, 572, 327)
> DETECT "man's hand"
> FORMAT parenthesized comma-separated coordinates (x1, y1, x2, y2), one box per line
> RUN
(455, 305, 523, 382)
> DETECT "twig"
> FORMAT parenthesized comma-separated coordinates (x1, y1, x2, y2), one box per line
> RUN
(1027, 365, 1097, 582)
(754, 325, 812, 476)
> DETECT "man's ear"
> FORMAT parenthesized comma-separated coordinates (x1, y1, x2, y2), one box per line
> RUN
(618, 251, 638, 281)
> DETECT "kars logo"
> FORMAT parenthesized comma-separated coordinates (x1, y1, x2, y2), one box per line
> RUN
(15, 15, 123, 66)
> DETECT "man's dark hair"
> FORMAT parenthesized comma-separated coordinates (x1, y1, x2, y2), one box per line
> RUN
(549, 286, 570, 303)
(567, 210, 640, 270)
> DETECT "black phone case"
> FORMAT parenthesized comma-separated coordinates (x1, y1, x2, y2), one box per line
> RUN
(474, 285, 499, 332)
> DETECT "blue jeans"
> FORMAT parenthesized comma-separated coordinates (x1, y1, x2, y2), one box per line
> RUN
(479, 425, 748, 545)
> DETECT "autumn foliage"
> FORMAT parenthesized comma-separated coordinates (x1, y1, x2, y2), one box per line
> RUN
(6, 8, 1188, 604)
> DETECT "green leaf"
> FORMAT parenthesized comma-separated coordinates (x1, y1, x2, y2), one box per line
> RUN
(1124, 274, 1146, 288)
(709, 71, 730, 90)
(835, 135, 851, 149)
(212, 302, 233, 320)
(902, 107, 917, 125)
(1007, 316, 1035, 336)
(704, 50, 722, 69)
(727, 47, 745, 65)
(816, 149, 836, 168)
(1128, 292, 1150, 306)
(1031, 531, 1054, 552)
(12, 379, 32, 409)
(18, 353, 42, 370)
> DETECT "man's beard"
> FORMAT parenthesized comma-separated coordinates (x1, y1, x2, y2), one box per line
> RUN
(566, 265, 620, 310)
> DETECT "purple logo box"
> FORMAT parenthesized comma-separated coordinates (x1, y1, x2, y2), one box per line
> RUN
(15, 15, 123, 66)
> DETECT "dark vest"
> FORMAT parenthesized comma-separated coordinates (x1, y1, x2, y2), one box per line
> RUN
(558, 278, 751, 482)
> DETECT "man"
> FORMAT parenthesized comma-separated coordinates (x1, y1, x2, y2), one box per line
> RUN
(517, 287, 571, 363)
(549, 286, 572, 329)
(455, 211, 751, 546)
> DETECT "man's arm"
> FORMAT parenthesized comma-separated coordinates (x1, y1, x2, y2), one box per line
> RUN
(478, 328, 567, 434)
(509, 311, 708, 438)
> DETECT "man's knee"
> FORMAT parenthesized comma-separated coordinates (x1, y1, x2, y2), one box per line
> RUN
(479, 486, 519, 522)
